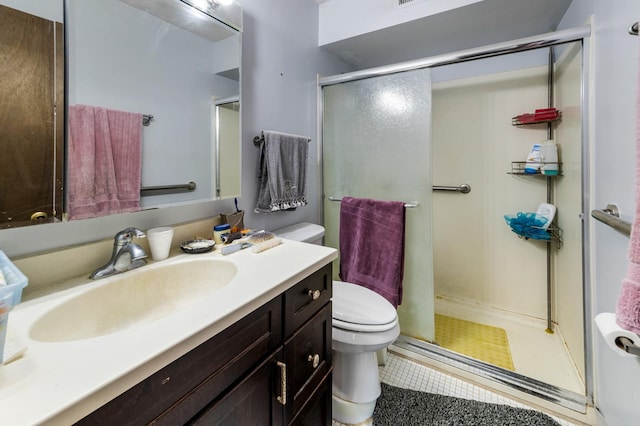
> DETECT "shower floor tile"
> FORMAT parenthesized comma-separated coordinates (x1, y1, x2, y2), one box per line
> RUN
(435, 296, 585, 394)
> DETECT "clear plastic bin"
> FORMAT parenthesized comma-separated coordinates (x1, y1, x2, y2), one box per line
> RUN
(0, 294, 12, 364)
(0, 250, 28, 306)
(0, 250, 28, 364)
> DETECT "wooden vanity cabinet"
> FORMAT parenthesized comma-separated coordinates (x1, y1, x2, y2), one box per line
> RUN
(74, 263, 333, 426)
(283, 262, 332, 425)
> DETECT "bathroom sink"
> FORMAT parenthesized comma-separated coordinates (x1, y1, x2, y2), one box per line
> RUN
(29, 258, 237, 342)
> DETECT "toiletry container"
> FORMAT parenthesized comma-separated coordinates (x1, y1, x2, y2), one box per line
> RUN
(213, 223, 231, 245)
(536, 203, 557, 229)
(524, 144, 542, 174)
(540, 140, 559, 175)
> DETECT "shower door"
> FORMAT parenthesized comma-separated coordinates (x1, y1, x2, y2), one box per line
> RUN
(322, 69, 435, 341)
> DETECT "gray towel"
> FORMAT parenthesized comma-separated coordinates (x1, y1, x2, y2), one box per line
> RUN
(255, 130, 309, 213)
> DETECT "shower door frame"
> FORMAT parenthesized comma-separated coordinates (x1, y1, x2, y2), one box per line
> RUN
(318, 25, 593, 413)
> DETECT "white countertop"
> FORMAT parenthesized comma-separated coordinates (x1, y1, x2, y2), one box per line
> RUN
(0, 240, 337, 425)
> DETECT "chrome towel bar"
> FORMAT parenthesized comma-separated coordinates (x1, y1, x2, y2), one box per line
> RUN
(327, 196, 419, 208)
(591, 204, 631, 237)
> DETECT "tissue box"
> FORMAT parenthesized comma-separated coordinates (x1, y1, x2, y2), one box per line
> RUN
(0, 250, 28, 307)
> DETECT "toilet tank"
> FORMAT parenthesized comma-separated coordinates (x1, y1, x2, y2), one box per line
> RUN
(273, 222, 325, 245)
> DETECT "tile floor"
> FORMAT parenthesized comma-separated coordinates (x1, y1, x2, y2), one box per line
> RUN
(333, 352, 579, 426)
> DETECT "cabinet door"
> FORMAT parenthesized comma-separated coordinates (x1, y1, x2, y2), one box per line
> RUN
(289, 373, 332, 426)
(285, 303, 332, 423)
(284, 263, 332, 338)
(189, 349, 285, 425)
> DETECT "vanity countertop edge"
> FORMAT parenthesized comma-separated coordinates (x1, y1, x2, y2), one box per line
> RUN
(0, 239, 337, 425)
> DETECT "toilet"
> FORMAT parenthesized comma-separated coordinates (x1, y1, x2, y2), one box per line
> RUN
(273, 222, 401, 424)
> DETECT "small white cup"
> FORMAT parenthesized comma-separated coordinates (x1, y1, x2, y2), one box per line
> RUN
(147, 227, 174, 261)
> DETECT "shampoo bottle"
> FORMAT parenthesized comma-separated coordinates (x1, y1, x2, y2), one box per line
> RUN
(540, 140, 559, 175)
(524, 144, 541, 174)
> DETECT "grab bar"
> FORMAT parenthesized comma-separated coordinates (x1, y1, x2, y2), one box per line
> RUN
(140, 181, 196, 197)
(591, 204, 631, 237)
(327, 196, 419, 208)
(433, 183, 471, 194)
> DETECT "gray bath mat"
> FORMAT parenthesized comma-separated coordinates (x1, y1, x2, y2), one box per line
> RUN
(373, 383, 561, 425)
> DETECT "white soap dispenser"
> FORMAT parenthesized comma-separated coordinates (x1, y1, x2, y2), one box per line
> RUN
(536, 203, 556, 229)
(540, 140, 559, 176)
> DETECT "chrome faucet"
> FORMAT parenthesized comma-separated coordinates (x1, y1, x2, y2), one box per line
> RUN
(90, 227, 148, 279)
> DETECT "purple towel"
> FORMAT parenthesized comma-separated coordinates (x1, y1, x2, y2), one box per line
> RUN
(616, 40, 640, 334)
(339, 197, 406, 308)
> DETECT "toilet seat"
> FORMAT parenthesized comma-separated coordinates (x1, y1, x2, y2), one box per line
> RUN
(332, 280, 398, 332)
(333, 316, 398, 333)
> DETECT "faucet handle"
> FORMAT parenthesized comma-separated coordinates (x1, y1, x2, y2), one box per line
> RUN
(116, 227, 146, 244)
(129, 227, 146, 239)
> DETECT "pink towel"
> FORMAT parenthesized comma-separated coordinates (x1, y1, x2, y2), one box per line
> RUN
(339, 197, 406, 308)
(68, 105, 142, 220)
(616, 37, 640, 334)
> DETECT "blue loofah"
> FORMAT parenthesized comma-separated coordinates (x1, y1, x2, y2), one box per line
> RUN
(504, 212, 551, 240)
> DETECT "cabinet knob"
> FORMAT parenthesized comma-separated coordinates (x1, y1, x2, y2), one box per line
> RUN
(307, 354, 320, 369)
(308, 289, 321, 300)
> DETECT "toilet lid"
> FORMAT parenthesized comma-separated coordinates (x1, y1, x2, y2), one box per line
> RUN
(332, 281, 398, 330)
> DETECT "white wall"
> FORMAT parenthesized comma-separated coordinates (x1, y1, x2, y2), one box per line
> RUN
(318, 0, 482, 46)
(558, 1, 640, 424)
(238, 0, 352, 234)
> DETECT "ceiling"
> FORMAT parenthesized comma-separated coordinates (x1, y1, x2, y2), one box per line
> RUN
(318, 0, 573, 70)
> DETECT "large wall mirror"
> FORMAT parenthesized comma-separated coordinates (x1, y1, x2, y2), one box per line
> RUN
(0, 0, 241, 229)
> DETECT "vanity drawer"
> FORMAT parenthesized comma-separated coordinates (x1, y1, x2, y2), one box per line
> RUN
(284, 263, 332, 338)
(285, 302, 332, 423)
(75, 296, 282, 426)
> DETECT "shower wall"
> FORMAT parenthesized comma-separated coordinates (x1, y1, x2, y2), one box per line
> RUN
(553, 42, 585, 380)
(431, 47, 584, 380)
(432, 66, 552, 319)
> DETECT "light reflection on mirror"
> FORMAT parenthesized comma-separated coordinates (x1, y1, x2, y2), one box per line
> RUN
(214, 97, 240, 199)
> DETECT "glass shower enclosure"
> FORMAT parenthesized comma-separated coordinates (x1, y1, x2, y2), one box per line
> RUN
(322, 69, 435, 342)
(320, 27, 589, 413)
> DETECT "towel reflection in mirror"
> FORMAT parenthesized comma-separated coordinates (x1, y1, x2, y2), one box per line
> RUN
(67, 105, 142, 220)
